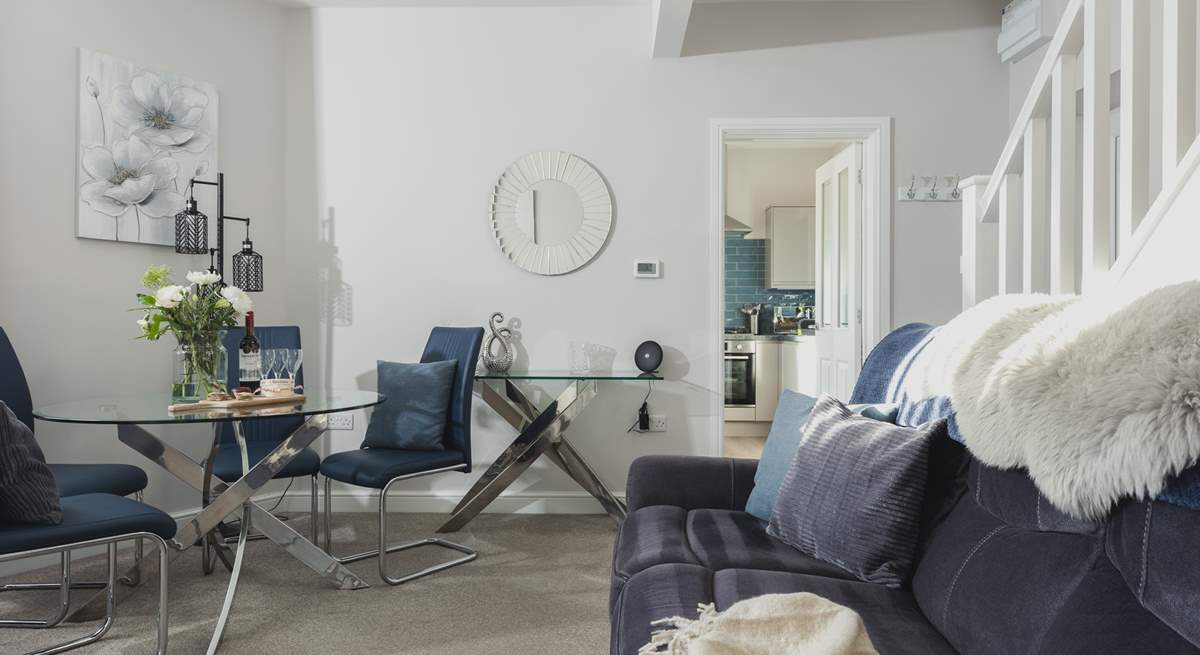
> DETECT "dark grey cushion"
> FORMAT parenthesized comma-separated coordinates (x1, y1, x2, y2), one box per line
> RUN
(767, 395, 944, 588)
(0, 401, 62, 525)
(746, 390, 897, 521)
(362, 360, 456, 451)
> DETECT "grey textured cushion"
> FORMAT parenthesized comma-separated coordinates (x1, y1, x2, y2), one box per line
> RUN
(363, 360, 456, 451)
(767, 394, 944, 588)
(745, 390, 897, 521)
(0, 401, 62, 525)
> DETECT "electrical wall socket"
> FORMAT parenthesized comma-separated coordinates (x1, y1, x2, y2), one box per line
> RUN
(648, 415, 667, 432)
(327, 414, 354, 430)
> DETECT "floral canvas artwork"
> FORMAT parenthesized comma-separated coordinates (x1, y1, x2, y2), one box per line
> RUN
(76, 49, 218, 245)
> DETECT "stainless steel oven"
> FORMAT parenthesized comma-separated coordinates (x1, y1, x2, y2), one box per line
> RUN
(724, 340, 756, 408)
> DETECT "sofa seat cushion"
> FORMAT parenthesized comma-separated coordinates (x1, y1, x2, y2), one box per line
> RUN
(612, 506, 700, 584)
(713, 569, 958, 655)
(687, 509, 854, 579)
(611, 563, 712, 655)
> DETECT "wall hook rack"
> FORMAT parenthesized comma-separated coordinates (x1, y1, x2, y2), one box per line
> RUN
(898, 175, 961, 202)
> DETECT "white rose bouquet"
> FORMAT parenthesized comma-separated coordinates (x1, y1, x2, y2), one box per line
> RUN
(136, 265, 253, 399)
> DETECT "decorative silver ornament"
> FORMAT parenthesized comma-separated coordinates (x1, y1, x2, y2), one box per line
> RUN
(482, 312, 514, 373)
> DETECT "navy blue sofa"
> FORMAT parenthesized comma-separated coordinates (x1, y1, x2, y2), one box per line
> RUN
(610, 325, 1200, 654)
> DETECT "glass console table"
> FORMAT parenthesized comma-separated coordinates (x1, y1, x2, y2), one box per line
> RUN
(437, 371, 661, 533)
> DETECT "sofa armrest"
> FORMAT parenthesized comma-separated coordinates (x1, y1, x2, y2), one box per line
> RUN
(625, 455, 758, 513)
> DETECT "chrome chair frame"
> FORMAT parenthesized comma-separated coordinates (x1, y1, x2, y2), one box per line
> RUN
(0, 531, 169, 655)
(323, 465, 477, 586)
(0, 491, 147, 594)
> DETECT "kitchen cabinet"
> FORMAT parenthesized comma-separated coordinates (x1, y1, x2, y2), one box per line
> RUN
(781, 339, 817, 396)
(754, 341, 781, 421)
(766, 206, 816, 289)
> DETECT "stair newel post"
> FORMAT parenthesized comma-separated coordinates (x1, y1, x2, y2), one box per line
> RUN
(959, 176, 997, 310)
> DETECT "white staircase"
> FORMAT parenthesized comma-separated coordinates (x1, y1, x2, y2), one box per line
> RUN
(961, 0, 1200, 307)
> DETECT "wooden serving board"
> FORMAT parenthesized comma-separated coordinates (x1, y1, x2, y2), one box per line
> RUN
(169, 394, 306, 414)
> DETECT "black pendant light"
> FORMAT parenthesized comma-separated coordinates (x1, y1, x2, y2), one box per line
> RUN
(231, 224, 264, 292)
(174, 196, 208, 254)
(177, 173, 266, 292)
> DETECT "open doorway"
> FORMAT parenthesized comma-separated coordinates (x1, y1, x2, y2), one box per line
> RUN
(710, 118, 892, 459)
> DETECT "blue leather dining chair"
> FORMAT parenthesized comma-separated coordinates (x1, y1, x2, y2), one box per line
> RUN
(0, 326, 150, 593)
(320, 327, 483, 585)
(0, 493, 173, 655)
(209, 326, 319, 555)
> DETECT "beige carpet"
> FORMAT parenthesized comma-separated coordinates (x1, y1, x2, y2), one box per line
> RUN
(0, 513, 617, 654)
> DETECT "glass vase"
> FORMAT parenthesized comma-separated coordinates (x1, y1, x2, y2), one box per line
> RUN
(172, 336, 228, 402)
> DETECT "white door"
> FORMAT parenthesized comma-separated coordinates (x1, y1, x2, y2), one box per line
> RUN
(814, 144, 862, 400)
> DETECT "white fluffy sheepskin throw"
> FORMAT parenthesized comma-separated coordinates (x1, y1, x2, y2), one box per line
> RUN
(639, 593, 877, 655)
(899, 282, 1200, 519)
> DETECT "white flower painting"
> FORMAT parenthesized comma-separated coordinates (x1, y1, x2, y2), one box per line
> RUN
(77, 49, 218, 246)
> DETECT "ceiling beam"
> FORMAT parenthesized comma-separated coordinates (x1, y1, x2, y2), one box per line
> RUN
(651, 0, 693, 58)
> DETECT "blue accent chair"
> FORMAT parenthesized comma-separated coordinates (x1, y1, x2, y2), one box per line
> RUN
(0, 493, 173, 654)
(0, 326, 150, 593)
(321, 327, 483, 585)
(210, 327, 319, 543)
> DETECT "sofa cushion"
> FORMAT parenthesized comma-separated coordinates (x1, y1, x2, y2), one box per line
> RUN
(612, 506, 699, 585)
(712, 569, 957, 655)
(612, 507, 853, 592)
(768, 396, 945, 588)
(610, 563, 712, 655)
(687, 509, 853, 580)
(745, 390, 898, 521)
(745, 390, 817, 520)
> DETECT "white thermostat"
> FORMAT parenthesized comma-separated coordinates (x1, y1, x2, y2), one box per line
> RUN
(635, 260, 662, 278)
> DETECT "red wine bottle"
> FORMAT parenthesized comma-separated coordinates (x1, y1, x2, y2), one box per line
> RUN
(239, 311, 261, 391)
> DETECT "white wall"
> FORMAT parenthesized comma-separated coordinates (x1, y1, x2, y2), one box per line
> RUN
(724, 144, 840, 237)
(0, 0, 289, 516)
(283, 1, 1010, 509)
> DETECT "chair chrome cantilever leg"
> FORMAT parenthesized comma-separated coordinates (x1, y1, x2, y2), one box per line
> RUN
(323, 466, 477, 585)
(0, 532, 170, 655)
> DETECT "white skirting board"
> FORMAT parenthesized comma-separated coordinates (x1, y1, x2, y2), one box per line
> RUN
(272, 488, 622, 516)
(0, 490, 620, 577)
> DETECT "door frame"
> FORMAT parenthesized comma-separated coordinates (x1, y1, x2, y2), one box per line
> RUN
(709, 117, 893, 456)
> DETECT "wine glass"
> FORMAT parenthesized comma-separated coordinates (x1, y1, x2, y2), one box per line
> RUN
(258, 349, 279, 382)
(286, 348, 303, 388)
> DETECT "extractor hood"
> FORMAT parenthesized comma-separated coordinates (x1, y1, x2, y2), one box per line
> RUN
(724, 215, 753, 233)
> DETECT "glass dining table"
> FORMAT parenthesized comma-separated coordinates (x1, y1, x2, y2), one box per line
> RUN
(33, 388, 384, 655)
(438, 370, 661, 534)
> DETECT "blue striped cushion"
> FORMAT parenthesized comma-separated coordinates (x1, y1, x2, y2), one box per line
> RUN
(0, 401, 62, 525)
(767, 395, 946, 588)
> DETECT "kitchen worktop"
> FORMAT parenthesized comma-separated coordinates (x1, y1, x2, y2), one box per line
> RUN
(724, 330, 816, 342)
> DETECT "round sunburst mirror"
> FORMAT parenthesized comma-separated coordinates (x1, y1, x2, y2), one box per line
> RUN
(490, 151, 613, 275)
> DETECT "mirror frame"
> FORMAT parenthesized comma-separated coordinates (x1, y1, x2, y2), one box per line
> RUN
(490, 151, 613, 276)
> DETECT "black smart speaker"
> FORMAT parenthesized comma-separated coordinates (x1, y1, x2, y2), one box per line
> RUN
(635, 341, 663, 373)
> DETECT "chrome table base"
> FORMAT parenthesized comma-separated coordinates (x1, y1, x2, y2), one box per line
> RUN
(66, 414, 368, 654)
(437, 379, 626, 534)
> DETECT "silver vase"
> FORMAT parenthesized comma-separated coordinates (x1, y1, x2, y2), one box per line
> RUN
(482, 312, 514, 373)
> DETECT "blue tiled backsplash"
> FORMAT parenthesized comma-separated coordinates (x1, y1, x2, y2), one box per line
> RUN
(725, 233, 815, 330)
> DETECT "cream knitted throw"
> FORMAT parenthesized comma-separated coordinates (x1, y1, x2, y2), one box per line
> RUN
(639, 593, 878, 655)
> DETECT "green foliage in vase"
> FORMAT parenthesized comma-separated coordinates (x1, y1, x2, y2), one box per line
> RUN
(134, 266, 253, 399)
